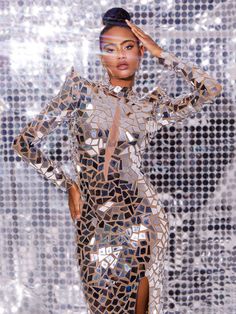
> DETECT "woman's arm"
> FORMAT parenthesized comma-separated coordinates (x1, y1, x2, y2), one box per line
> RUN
(125, 19, 222, 127)
(12, 67, 82, 192)
(142, 50, 222, 126)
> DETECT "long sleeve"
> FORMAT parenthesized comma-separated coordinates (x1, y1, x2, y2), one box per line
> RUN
(142, 49, 222, 130)
(12, 66, 82, 192)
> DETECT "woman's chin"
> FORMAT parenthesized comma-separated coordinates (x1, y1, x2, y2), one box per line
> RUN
(115, 71, 135, 80)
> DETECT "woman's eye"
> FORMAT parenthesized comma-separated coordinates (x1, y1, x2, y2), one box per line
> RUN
(125, 45, 134, 50)
(105, 49, 114, 53)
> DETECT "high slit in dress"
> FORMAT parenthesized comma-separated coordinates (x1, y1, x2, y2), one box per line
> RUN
(12, 50, 222, 313)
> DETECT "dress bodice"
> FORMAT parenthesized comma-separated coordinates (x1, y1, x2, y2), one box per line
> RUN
(12, 50, 222, 192)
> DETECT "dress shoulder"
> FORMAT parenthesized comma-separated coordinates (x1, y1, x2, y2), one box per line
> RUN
(12, 66, 87, 192)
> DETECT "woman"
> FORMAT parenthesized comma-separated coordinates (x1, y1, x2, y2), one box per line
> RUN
(12, 7, 222, 314)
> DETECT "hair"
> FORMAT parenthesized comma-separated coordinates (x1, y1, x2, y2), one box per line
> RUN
(99, 7, 139, 51)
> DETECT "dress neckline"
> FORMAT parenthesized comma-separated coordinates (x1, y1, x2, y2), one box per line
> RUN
(101, 76, 134, 97)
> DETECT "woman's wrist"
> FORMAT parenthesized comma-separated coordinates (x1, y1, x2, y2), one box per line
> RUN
(153, 47, 164, 58)
(68, 181, 80, 193)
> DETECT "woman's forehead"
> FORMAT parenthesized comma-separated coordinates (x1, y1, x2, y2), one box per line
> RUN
(101, 34, 136, 45)
(101, 26, 136, 44)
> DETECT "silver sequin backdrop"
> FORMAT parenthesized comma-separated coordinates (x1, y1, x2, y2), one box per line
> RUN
(0, 0, 235, 313)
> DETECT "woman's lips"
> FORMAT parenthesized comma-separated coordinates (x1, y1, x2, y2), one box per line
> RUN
(117, 64, 129, 70)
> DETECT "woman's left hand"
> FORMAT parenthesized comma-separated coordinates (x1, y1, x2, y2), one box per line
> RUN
(125, 19, 163, 57)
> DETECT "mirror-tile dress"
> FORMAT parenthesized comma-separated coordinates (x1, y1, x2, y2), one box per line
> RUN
(12, 50, 222, 314)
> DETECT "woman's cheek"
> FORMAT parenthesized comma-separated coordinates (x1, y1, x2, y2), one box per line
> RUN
(128, 54, 139, 65)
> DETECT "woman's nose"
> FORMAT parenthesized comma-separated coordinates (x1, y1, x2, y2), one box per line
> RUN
(116, 48, 126, 58)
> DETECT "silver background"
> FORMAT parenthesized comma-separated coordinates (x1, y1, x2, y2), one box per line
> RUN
(0, 0, 235, 313)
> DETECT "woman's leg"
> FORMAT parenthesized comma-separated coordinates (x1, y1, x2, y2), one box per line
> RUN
(135, 276, 149, 314)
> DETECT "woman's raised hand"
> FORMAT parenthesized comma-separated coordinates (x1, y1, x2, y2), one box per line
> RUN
(125, 19, 163, 58)
(68, 182, 84, 221)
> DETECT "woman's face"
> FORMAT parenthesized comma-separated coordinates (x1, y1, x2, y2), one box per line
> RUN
(99, 26, 145, 80)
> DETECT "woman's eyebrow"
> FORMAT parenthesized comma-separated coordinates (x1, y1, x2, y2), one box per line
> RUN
(103, 39, 136, 48)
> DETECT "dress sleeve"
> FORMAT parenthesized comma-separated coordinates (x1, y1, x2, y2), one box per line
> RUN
(142, 49, 222, 129)
(12, 66, 82, 192)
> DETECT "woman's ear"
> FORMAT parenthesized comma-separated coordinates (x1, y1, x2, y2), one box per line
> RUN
(100, 54, 106, 68)
(99, 53, 103, 64)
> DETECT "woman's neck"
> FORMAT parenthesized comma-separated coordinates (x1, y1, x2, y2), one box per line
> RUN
(109, 74, 135, 88)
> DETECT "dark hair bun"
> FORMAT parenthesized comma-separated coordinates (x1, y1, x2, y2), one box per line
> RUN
(102, 7, 131, 26)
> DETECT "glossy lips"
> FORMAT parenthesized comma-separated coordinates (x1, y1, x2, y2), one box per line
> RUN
(117, 62, 129, 70)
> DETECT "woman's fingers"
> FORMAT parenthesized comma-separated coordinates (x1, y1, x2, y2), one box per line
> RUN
(68, 183, 81, 220)
(68, 196, 76, 221)
(125, 20, 147, 38)
(68, 183, 85, 222)
(70, 195, 84, 220)
(75, 199, 84, 220)
(127, 26, 144, 42)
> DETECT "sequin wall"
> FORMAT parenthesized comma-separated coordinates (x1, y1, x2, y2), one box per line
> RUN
(0, 0, 235, 313)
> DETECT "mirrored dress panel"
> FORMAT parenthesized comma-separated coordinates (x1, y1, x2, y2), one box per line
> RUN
(12, 50, 222, 314)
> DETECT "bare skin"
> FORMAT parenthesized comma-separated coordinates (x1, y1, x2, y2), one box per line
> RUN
(68, 182, 84, 221)
(68, 20, 163, 314)
(135, 276, 150, 314)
